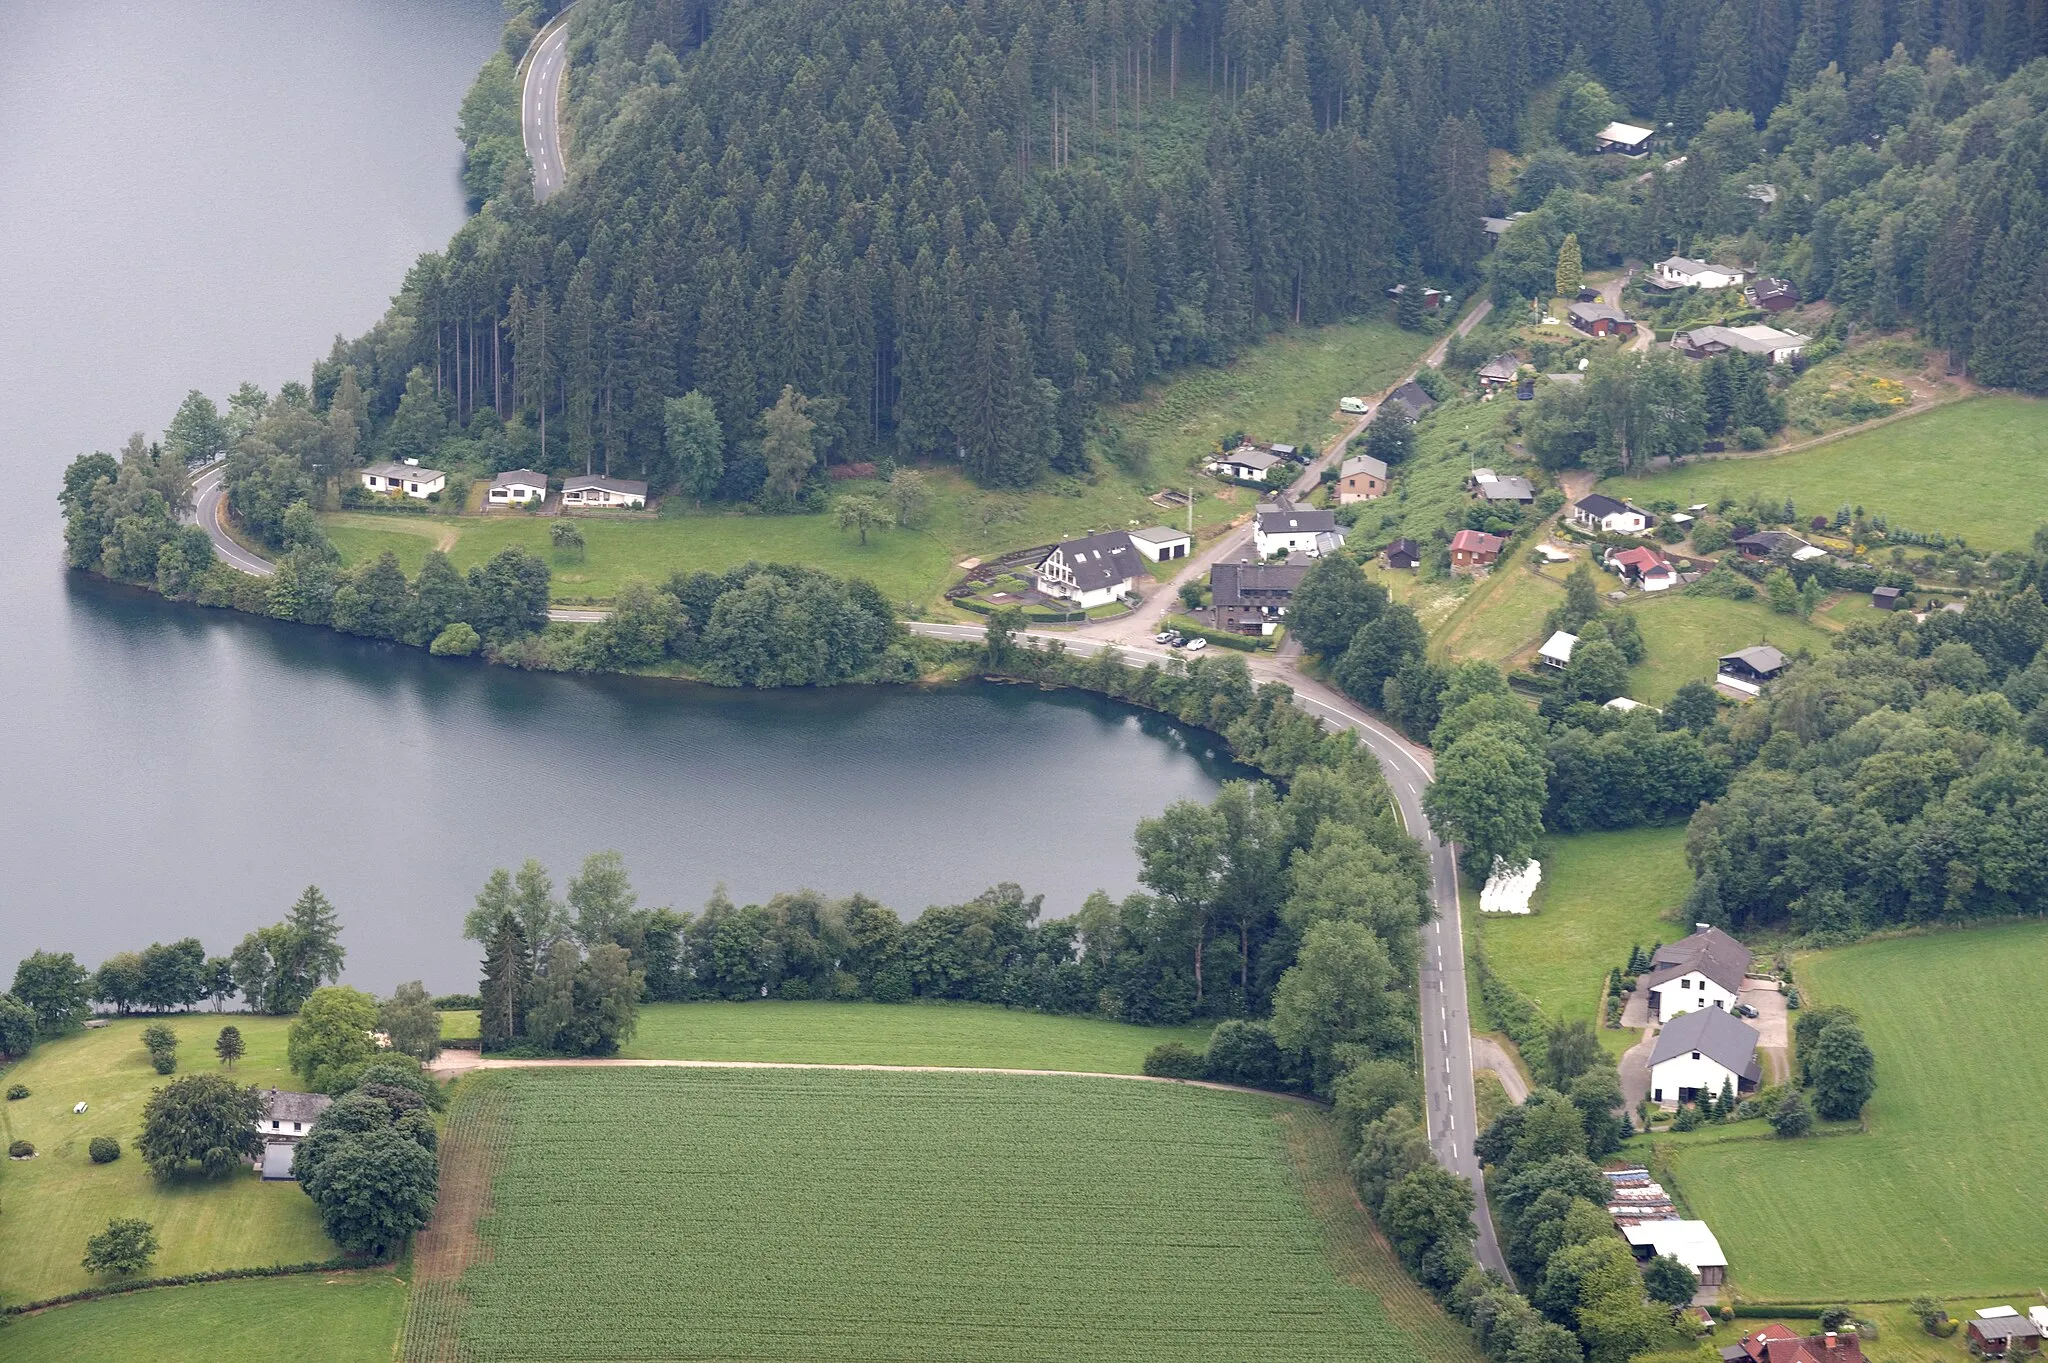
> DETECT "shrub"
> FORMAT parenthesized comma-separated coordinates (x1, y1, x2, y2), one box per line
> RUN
(1201, 1020, 1286, 1089)
(1672, 1104, 1701, 1131)
(5, 1084, 26, 1100)
(10, 1139, 35, 1158)
(82, 1217, 159, 1277)
(1770, 1089, 1813, 1137)
(868, 960, 912, 1004)
(152, 1054, 176, 1074)
(1737, 425, 1768, 449)
(431, 994, 481, 1010)
(89, 1136, 121, 1164)
(430, 622, 481, 656)
(1141, 1042, 1206, 1079)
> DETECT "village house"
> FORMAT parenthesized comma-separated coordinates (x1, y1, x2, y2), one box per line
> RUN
(359, 462, 446, 500)
(1472, 470, 1536, 504)
(1649, 1006, 1762, 1108)
(1570, 493, 1652, 535)
(257, 1087, 333, 1180)
(1718, 644, 1789, 695)
(1255, 508, 1346, 559)
(1594, 121, 1656, 156)
(1567, 300, 1637, 338)
(1386, 380, 1438, 421)
(1605, 544, 1676, 591)
(561, 474, 648, 509)
(1207, 445, 1287, 483)
(1643, 925, 1752, 1019)
(1727, 1325, 1868, 1363)
(1745, 276, 1802, 311)
(1338, 453, 1389, 503)
(1670, 323, 1810, 365)
(1620, 1219, 1729, 1287)
(1970, 1310, 2046, 1358)
(1476, 354, 1522, 388)
(1382, 537, 1422, 570)
(1651, 256, 1747, 290)
(1127, 526, 1191, 562)
(487, 469, 549, 506)
(1210, 561, 1308, 635)
(1538, 631, 1577, 669)
(1449, 528, 1504, 573)
(1035, 530, 1142, 609)
(1480, 213, 1526, 244)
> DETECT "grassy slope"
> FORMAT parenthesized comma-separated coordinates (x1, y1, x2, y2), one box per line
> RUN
(619, 1000, 1213, 1071)
(455, 1067, 1444, 1362)
(324, 321, 1433, 611)
(1347, 398, 1515, 557)
(1621, 593, 1838, 704)
(1597, 396, 2048, 551)
(1478, 827, 1691, 1055)
(0, 1017, 334, 1303)
(1667, 921, 2048, 1300)
(3, 1272, 406, 1362)
(1436, 560, 1567, 665)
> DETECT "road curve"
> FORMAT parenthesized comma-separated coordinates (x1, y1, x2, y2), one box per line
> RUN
(522, 15, 572, 202)
(188, 463, 276, 577)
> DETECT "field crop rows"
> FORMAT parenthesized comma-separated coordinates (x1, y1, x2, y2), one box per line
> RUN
(453, 1068, 1433, 1362)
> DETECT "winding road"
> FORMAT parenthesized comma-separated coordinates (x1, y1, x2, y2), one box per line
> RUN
(522, 13, 572, 202)
(189, 462, 276, 576)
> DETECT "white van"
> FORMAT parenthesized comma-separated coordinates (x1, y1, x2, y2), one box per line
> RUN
(1339, 396, 1369, 414)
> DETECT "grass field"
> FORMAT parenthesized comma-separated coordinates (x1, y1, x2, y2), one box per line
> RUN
(442, 1067, 1462, 1362)
(1621, 592, 1838, 704)
(1667, 921, 2048, 1300)
(1436, 561, 1567, 665)
(1597, 396, 2048, 551)
(0, 1017, 334, 1303)
(1478, 827, 1691, 1054)
(2, 1272, 406, 1362)
(619, 1000, 1213, 1071)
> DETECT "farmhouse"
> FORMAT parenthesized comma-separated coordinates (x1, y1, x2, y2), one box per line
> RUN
(1208, 446, 1287, 482)
(1649, 1006, 1762, 1107)
(1619, 1219, 1729, 1287)
(561, 475, 648, 508)
(1568, 301, 1637, 338)
(1449, 528, 1504, 572)
(1338, 453, 1389, 502)
(1210, 561, 1308, 635)
(1386, 381, 1437, 420)
(1382, 537, 1422, 569)
(1539, 631, 1577, 668)
(1595, 121, 1656, 155)
(1127, 526, 1191, 562)
(1571, 493, 1652, 535)
(1651, 256, 1747, 290)
(1671, 324, 1810, 364)
(1746, 276, 1802, 311)
(1644, 925, 1752, 1019)
(1969, 1310, 2044, 1358)
(1606, 544, 1676, 591)
(360, 462, 446, 499)
(487, 469, 549, 506)
(1476, 354, 1522, 388)
(258, 1088, 332, 1144)
(1255, 509, 1345, 558)
(1036, 530, 1142, 609)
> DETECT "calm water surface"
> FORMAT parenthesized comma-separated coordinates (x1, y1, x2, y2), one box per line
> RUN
(0, 0, 1244, 991)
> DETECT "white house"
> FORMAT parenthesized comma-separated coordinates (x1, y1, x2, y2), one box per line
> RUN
(257, 1088, 332, 1145)
(1644, 924, 1751, 1018)
(1127, 526, 1192, 562)
(1652, 256, 1747, 290)
(1594, 121, 1656, 155)
(1649, 1006, 1762, 1108)
(360, 462, 446, 500)
(487, 469, 549, 506)
(1620, 1220, 1728, 1286)
(1570, 493, 1652, 535)
(1207, 446, 1286, 483)
(1036, 530, 1142, 609)
(1254, 508, 1345, 558)
(1671, 324, 1811, 365)
(1539, 631, 1578, 669)
(560, 474, 648, 509)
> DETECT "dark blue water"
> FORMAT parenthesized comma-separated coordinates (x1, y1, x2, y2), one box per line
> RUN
(0, 0, 1245, 992)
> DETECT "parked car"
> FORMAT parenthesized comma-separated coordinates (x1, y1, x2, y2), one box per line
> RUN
(1153, 630, 1177, 643)
(1733, 1002, 1759, 1018)
(1183, 637, 1208, 651)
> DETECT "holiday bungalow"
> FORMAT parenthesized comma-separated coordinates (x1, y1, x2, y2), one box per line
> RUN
(1594, 121, 1656, 155)
(1734, 530, 1827, 561)
(1538, 631, 1577, 669)
(1127, 526, 1191, 562)
(1746, 276, 1802, 311)
(1208, 445, 1287, 483)
(1571, 493, 1652, 535)
(1651, 256, 1747, 290)
(1568, 300, 1637, 338)
(1449, 529, 1504, 573)
(1473, 471, 1536, 505)
(1872, 585, 1902, 610)
(1671, 324, 1810, 365)
(1386, 381, 1438, 420)
(561, 474, 648, 508)
(1717, 645, 1789, 699)
(1382, 537, 1422, 570)
(1386, 283, 1445, 310)
(1648, 1006, 1762, 1109)
(1211, 561, 1308, 635)
(1036, 530, 1143, 609)
(1644, 925, 1752, 1019)
(1969, 1310, 2045, 1358)
(1255, 509, 1346, 558)
(360, 462, 446, 499)
(487, 469, 549, 506)
(1338, 453, 1389, 503)
(1476, 354, 1523, 388)
(1606, 544, 1676, 591)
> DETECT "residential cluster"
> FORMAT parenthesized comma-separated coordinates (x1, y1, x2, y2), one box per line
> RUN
(355, 463, 649, 509)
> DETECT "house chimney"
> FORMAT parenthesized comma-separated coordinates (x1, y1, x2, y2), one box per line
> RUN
(1825, 1333, 1837, 1351)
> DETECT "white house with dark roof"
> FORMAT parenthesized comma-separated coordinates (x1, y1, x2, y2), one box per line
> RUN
(258, 1088, 332, 1145)
(1652, 256, 1747, 290)
(1644, 925, 1752, 1018)
(1036, 530, 1142, 609)
(1595, 121, 1655, 155)
(1571, 493, 1652, 535)
(1255, 508, 1346, 558)
(1207, 445, 1286, 483)
(360, 462, 446, 499)
(1649, 1007, 1762, 1108)
(1671, 324, 1810, 365)
(561, 475, 648, 508)
(487, 469, 549, 506)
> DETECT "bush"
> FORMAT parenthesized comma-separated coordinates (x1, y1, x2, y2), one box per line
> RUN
(1672, 1104, 1701, 1131)
(430, 622, 481, 657)
(5, 1084, 26, 1100)
(1141, 1042, 1206, 1079)
(1201, 1020, 1286, 1089)
(89, 1136, 121, 1164)
(152, 1054, 176, 1074)
(9, 1139, 35, 1158)
(1737, 425, 1768, 449)
(1770, 1088, 1814, 1137)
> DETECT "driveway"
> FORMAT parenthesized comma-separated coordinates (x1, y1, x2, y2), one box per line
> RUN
(1740, 978, 1789, 1084)
(1619, 1023, 1658, 1125)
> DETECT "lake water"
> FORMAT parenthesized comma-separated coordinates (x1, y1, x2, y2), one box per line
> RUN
(0, 0, 1245, 993)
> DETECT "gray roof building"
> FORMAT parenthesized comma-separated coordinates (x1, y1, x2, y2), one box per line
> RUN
(1650, 1006, 1763, 1083)
(1645, 926, 1753, 996)
(1341, 453, 1389, 481)
(1256, 508, 1340, 536)
(562, 474, 649, 497)
(490, 468, 549, 490)
(1476, 475, 1536, 502)
(1719, 645, 1789, 680)
(1387, 381, 1437, 419)
(1038, 530, 1140, 593)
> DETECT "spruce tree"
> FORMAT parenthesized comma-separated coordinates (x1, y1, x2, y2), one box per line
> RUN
(479, 912, 530, 1052)
(1554, 234, 1583, 304)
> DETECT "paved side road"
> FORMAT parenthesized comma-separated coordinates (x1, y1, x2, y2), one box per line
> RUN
(522, 14, 572, 202)
(188, 463, 277, 577)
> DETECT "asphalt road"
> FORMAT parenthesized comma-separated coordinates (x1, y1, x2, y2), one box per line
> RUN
(188, 463, 276, 576)
(523, 17, 571, 202)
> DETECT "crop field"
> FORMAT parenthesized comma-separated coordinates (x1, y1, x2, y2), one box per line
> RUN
(442, 1067, 1448, 1362)
(1597, 396, 2048, 551)
(619, 1000, 1213, 1072)
(0, 1016, 332, 1303)
(1667, 921, 2048, 1300)
(4, 1272, 406, 1362)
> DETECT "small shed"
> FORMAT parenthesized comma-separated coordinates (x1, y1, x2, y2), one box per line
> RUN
(1539, 631, 1578, 669)
(1128, 526, 1192, 562)
(260, 1143, 299, 1181)
(1382, 538, 1422, 570)
(1871, 585, 1902, 610)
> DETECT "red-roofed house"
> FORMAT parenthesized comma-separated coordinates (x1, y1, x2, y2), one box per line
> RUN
(1450, 529, 1505, 573)
(1606, 544, 1676, 592)
(1723, 1326, 1870, 1363)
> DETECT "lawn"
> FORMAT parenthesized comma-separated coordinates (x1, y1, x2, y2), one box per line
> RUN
(1596, 396, 2048, 551)
(1435, 560, 1567, 665)
(619, 1000, 1213, 1072)
(1667, 921, 2048, 1300)
(1478, 826, 1691, 1054)
(1620, 592, 1838, 704)
(3, 1272, 406, 1362)
(445, 1067, 1467, 1362)
(0, 1017, 334, 1303)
